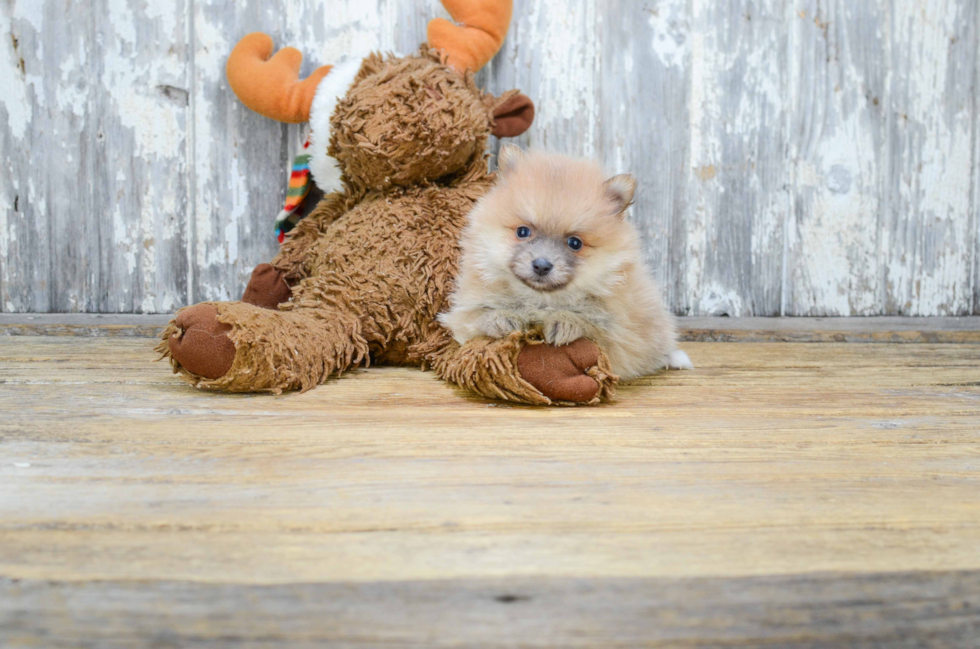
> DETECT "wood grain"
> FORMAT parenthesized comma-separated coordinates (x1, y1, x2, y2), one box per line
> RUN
(784, 0, 886, 316)
(2, 0, 979, 316)
(1, 337, 979, 643)
(189, 0, 285, 304)
(974, 7, 980, 318)
(3, 572, 978, 647)
(596, 0, 691, 313)
(1, 0, 190, 313)
(3, 314, 980, 342)
(885, 0, 978, 316)
(682, 0, 790, 317)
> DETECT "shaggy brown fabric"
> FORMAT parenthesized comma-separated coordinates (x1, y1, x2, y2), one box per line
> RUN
(242, 264, 293, 310)
(329, 51, 492, 191)
(157, 47, 616, 405)
(160, 300, 368, 393)
(420, 328, 617, 406)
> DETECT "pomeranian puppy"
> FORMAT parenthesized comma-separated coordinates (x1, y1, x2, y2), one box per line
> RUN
(440, 146, 692, 380)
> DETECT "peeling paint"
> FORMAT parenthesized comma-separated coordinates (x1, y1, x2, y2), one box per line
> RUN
(699, 282, 745, 317)
(1, 6, 32, 140)
(694, 165, 716, 181)
(1, 0, 978, 315)
(648, 0, 690, 71)
(12, 0, 44, 32)
(884, 0, 976, 315)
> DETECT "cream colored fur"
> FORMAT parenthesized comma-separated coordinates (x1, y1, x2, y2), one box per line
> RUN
(440, 147, 691, 380)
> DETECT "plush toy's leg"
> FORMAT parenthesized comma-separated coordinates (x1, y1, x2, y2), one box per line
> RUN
(423, 329, 618, 406)
(241, 263, 293, 309)
(163, 303, 237, 379)
(158, 301, 368, 393)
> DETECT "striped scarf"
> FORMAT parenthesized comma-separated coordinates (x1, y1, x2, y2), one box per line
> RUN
(274, 138, 314, 243)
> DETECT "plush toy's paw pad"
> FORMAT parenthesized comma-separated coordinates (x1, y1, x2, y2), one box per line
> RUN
(517, 338, 602, 403)
(168, 304, 236, 379)
(242, 263, 292, 310)
(667, 349, 694, 370)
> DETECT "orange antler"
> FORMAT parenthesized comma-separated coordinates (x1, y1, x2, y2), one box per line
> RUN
(226, 33, 333, 123)
(428, 0, 513, 73)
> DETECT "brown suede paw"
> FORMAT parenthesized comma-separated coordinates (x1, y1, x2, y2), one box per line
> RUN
(242, 263, 292, 310)
(168, 304, 236, 380)
(517, 338, 604, 404)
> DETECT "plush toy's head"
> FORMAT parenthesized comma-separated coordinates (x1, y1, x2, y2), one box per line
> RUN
(226, 0, 534, 193)
(328, 50, 531, 191)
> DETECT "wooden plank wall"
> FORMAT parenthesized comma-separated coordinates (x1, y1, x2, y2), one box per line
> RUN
(1, 0, 978, 315)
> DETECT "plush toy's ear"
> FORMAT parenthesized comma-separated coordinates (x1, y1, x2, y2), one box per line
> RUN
(492, 93, 535, 138)
(497, 144, 525, 174)
(604, 174, 637, 217)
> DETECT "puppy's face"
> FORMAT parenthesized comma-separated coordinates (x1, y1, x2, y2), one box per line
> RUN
(509, 224, 579, 291)
(463, 147, 639, 296)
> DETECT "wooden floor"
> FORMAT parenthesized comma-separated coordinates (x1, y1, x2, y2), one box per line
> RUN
(1, 335, 979, 646)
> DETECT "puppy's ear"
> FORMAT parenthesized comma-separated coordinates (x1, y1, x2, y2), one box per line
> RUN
(497, 144, 525, 175)
(604, 174, 636, 217)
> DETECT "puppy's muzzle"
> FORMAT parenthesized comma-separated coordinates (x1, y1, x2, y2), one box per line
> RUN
(532, 258, 553, 277)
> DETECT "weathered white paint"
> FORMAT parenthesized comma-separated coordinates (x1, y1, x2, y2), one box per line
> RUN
(1, 0, 978, 315)
(783, 0, 886, 316)
(2, 0, 189, 313)
(974, 9, 980, 313)
(684, 0, 790, 316)
(490, 0, 600, 157)
(594, 0, 690, 312)
(885, 0, 977, 315)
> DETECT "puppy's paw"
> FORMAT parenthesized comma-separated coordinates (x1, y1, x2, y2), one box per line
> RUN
(480, 312, 526, 339)
(667, 349, 693, 370)
(544, 317, 585, 346)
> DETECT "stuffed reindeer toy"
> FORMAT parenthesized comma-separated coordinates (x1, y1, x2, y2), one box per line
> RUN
(159, 0, 618, 405)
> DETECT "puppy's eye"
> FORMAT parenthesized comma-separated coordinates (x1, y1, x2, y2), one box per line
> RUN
(567, 236, 584, 251)
(516, 226, 532, 239)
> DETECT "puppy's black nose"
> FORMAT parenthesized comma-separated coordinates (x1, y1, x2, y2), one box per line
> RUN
(532, 258, 553, 277)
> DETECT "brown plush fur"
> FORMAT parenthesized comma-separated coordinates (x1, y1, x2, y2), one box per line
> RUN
(157, 48, 617, 404)
(328, 52, 496, 191)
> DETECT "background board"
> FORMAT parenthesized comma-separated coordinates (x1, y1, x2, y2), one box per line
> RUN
(1, 0, 978, 315)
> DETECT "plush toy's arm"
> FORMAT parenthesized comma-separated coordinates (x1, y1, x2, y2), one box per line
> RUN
(272, 190, 356, 280)
(425, 330, 551, 404)
(419, 327, 617, 406)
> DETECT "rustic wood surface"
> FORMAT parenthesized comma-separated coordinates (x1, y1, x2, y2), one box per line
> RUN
(3, 313, 980, 343)
(1, 337, 978, 644)
(3, 572, 979, 647)
(2, 0, 979, 316)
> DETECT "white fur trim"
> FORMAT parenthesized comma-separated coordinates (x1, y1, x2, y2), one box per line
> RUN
(667, 349, 694, 370)
(307, 58, 364, 193)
